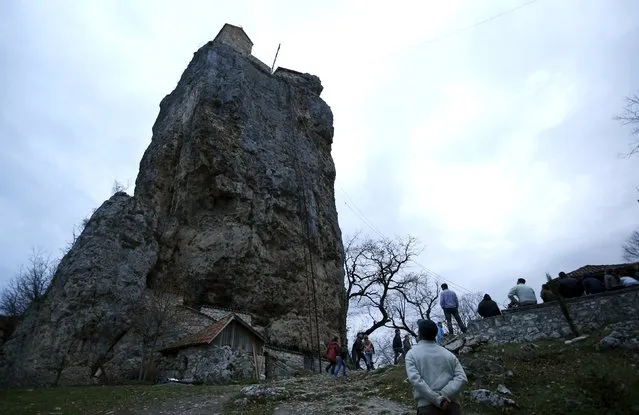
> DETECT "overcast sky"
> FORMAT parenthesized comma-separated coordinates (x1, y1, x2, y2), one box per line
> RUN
(2, 0, 639, 319)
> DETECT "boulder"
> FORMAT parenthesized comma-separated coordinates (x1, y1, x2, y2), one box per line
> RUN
(444, 338, 465, 353)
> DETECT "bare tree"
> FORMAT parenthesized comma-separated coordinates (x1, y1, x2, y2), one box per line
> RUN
(133, 287, 180, 382)
(386, 274, 440, 337)
(372, 335, 394, 368)
(615, 94, 639, 157)
(457, 292, 484, 327)
(62, 210, 95, 256)
(623, 229, 639, 262)
(345, 233, 432, 336)
(111, 179, 130, 195)
(0, 248, 56, 316)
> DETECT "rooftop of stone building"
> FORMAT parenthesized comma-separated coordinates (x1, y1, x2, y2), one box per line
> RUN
(160, 312, 264, 352)
(563, 261, 639, 279)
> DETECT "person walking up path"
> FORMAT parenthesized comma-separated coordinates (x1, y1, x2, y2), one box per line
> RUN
(333, 341, 348, 382)
(324, 336, 339, 376)
(393, 329, 403, 364)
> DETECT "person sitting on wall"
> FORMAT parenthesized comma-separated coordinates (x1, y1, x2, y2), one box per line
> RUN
(620, 273, 639, 287)
(582, 274, 605, 295)
(507, 278, 538, 307)
(540, 284, 557, 303)
(557, 272, 584, 298)
(604, 269, 624, 291)
(477, 294, 501, 318)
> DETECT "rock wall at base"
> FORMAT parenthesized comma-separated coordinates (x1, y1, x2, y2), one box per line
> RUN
(159, 345, 255, 383)
(467, 287, 639, 344)
(264, 346, 310, 380)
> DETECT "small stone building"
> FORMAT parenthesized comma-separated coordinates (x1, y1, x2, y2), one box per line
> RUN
(159, 313, 265, 383)
(212, 23, 253, 55)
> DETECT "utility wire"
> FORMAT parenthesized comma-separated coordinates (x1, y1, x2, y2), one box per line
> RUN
(420, 0, 539, 46)
(336, 186, 475, 295)
(332, 2, 543, 295)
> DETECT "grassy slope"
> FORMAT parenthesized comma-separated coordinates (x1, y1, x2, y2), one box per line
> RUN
(2, 333, 638, 415)
(371, 333, 639, 414)
(0, 384, 240, 415)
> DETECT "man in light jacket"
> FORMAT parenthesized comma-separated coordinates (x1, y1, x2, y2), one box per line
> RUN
(507, 278, 537, 306)
(406, 319, 467, 414)
(439, 283, 467, 335)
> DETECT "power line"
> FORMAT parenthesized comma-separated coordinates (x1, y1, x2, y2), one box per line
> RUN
(420, 0, 539, 47)
(336, 186, 475, 294)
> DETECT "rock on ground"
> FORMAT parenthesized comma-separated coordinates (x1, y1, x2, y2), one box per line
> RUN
(469, 389, 518, 408)
(273, 396, 412, 415)
(598, 321, 639, 351)
(235, 371, 413, 415)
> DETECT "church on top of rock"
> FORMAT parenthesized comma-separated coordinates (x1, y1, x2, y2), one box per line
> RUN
(212, 23, 253, 56)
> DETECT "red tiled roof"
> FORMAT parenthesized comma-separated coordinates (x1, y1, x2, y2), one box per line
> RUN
(160, 313, 264, 352)
(565, 262, 639, 279)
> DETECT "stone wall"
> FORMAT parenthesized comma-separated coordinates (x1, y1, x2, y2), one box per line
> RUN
(467, 287, 639, 344)
(159, 344, 255, 383)
(264, 346, 311, 380)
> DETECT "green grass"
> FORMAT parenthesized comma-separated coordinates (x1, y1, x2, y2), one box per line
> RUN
(368, 333, 639, 414)
(2, 333, 638, 415)
(0, 384, 238, 415)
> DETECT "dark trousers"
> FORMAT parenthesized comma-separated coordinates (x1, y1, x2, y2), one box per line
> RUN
(353, 350, 363, 369)
(443, 308, 467, 335)
(325, 361, 336, 375)
(417, 402, 462, 415)
(393, 348, 403, 364)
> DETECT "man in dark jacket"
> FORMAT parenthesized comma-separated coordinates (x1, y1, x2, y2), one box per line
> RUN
(351, 332, 364, 370)
(558, 272, 584, 298)
(477, 294, 501, 318)
(582, 274, 605, 295)
(393, 329, 403, 364)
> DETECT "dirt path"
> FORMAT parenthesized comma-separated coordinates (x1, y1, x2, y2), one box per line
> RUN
(272, 395, 412, 415)
(119, 385, 239, 415)
(234, 371, 414, 415)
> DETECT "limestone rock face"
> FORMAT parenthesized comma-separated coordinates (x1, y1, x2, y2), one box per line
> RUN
(1, 31, 345, 386)
(0, 194, 158, 386)
(134, 41, 345, 351)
